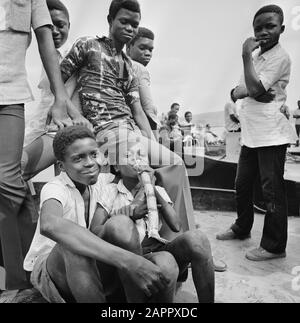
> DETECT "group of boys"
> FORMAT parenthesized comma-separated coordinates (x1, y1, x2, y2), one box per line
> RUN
(0, 0, 297, 303)
(0, 0, 214, 303)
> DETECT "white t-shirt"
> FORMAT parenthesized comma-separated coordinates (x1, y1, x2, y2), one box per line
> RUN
(238, 43, 297, 147)
(23, 172, 110, 271)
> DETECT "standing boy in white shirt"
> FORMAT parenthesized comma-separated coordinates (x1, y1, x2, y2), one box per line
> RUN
(217, 5, 297, 261)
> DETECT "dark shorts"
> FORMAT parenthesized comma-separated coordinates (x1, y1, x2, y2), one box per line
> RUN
(141, 237, 188, 283)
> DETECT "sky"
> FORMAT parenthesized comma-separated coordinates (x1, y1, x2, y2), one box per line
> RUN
(26, 0, 300, 122)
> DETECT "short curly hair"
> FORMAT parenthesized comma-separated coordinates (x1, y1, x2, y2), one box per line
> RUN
(53, 126, 96, 161)
(108, 0, 141, 20)
(46, 0, 70, 21)
(253, 4, 284, 25)
(128, 26, 154, 47)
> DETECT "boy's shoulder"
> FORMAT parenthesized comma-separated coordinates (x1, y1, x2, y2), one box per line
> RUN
(41, 173, 71, 192)
(263, 44, 291, 64)
(72, 35, 102, 48)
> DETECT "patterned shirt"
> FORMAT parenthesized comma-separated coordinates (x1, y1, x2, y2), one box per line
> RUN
(60, 36, 140, 134)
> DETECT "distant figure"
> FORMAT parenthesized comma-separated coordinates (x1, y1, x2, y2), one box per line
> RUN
(180, 111, 195, 137)
(168, 103, 180, 116)
(224, 98, 241, 159)
(293, 100, 300, 146)
(205, 124, 219, 144)
(224, 100, 240, 133)
(159, 112, 183, 152)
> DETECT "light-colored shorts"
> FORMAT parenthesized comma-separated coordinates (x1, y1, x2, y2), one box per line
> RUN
(30, 254, 65, 303)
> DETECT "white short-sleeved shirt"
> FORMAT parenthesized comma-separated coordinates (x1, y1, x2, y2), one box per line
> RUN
(238, 43, 297, 148)
(97, 174, 173, 243)
(224, 101, 240, 132)
(23, 172, 110, 272)
(0, 0, 52, 105)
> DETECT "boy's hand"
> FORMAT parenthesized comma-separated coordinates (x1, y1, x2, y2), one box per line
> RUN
(125, 256, 169, 298)
(66, 103, 94, 131)
(255, 88, 276, 103)
(46, 98, 93, 130)
(46, 98, 73, 129)
(243, 37, 260, 57)
(132, 195, 148, 220)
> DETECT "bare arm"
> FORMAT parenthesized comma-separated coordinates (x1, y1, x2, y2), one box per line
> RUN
(40, 199, 169, 296)
(40, 199, 136, 268)
(35, 28, 91, 129)
(242, 37, 268, 98)
(35, 26, 73, 128)
(89, 204, 110, 236)
(154, 188, 181, 232)
(131, 101, 156, 141)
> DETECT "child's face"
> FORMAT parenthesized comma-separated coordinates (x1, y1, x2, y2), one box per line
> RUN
(117, 141, 149, 179)
(169, 115, 178, 126)
(110, 8, 140, 46)
(185, 113, 193, 123)
(128, 37, 154, 67)
(60, 138, 100, 186)
(50, 9, 70, 49)
(253, 12, 284, 52)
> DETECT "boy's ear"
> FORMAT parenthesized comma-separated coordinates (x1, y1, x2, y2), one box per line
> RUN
(107, 15, 112, 26)
(281, 25, 285, 34)
(57, 160, 65, 172)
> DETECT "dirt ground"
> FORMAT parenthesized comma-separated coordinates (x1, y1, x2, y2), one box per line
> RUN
(176, 211, 300, 303)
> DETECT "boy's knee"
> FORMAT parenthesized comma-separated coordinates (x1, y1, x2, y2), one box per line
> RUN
(61, 247, 93, 269)
(183, 230, 212, 259)
(154, 252, 179, 282)
(103, 215, 140, 251)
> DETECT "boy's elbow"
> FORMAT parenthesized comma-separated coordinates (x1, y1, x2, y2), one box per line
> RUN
(40, 215, 57, 238)
(174, 222, 181, 232)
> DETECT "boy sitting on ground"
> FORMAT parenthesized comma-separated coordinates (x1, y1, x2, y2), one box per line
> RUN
(97, 139, 215, 303)
(23, 126, 178, 303)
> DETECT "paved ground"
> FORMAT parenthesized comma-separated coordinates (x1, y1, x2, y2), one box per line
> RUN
(176, 211, 300, 303)
(1, 211, 300, 303)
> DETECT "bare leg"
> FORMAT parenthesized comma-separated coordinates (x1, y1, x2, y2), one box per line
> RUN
(46, 245, 106, 303)
(166, 230, 215, 303)
(22, 135, 56, 181)
(144, 251, 178, 303)
(100, 215, 178, 303)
